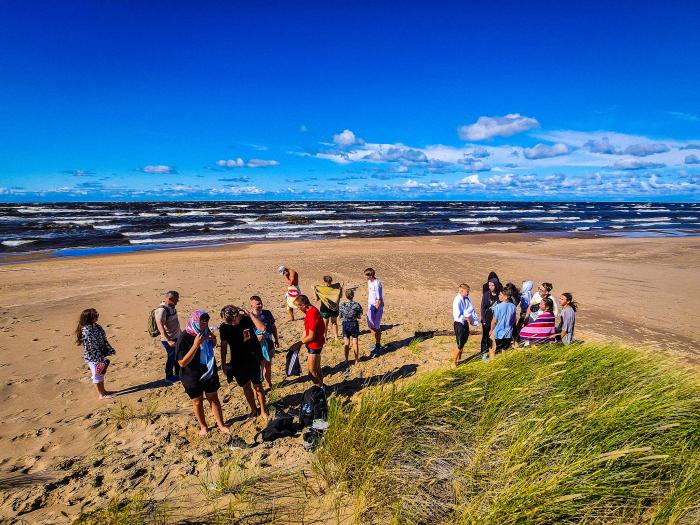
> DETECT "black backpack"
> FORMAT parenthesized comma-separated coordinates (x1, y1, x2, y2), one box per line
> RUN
(299, 386, 328, 428)
(285, 346, 302, 377)
(255, 413, 298, 443)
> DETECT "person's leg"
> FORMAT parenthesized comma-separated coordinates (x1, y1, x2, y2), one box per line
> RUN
(343, 336, 351, 363)
(307, 353, 323, 386)
(88, 361, 114, 399)
(452, 322, 463, 367)
(331, 317, 339, 340)
(352, 337, 360, 363)
(241, 382, 258, 418)
(191, 396, 208, 436)
(287, 304, 294, 321)
(204, 391, 230, 433)
(262, 360, 272, 390)
(161, 341, 175, 379)
(252, 383, 269, 420)
(323, 316, 330, 338)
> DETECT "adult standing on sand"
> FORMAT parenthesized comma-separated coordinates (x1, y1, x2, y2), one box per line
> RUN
(452, 284, 479, 367)
(176, 310, 230, 436)
(293, 295, 326, 386)
(155, 291, 182, 383)
(278, 266, 301, 321)
(365, 267, 384, 358)
(219, 306, 269, 421)
(480, 272, 502, 354)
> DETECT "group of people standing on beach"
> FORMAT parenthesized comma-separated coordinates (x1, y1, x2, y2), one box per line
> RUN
(75, 265, 577, 436)
(452, 271, 577, 367)
(74, 266, 385, 436)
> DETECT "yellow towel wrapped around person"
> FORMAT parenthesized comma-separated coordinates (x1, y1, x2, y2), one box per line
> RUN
(314, 283, 342, 313)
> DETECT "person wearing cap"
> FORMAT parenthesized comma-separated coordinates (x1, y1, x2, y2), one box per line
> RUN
(278, 266, 301, 321)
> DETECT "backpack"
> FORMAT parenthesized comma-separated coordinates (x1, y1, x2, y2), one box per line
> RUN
(299, 386, 328, 428)
(255, 413, 298, 443)
(148, 306, 174, 338)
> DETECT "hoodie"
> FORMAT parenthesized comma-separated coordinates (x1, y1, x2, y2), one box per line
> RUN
(520, 281, 533, 313)
(481, 275, 502, 322)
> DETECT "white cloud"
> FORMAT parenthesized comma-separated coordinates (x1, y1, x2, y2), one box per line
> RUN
(612, 158, 666, 170)
(459, 157, 490, 171)
(458, 113, 539, 141)
(623, 142, 670, 157)
(522, 143, 571, 160)
(299, 124, 309, 133)
(246, 159, 280, 168)
(333, 129, 364, 147)
(457, 174, 484, 187)
(362, 146, 428, 164)
(685, 154, 700, 165)
(216, 158, 279, 168)
(140, 165, 177, 174)
(667, 111, 699, 122)
(583, 137, 618, 154)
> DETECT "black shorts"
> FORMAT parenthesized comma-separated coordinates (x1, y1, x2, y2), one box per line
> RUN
(320, 303, 338, 319)
(494, 338, 512, 353)
(342, 320, 360, 339)
(307, 346, 323, 355)
(183, 373, 221, 400)
(226, 358, 263, 387)
(454, 321, 469, 350)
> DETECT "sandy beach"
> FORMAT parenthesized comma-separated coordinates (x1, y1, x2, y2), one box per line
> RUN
(1, 233, 699, 522)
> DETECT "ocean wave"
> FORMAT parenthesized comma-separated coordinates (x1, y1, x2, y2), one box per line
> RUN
(167, 211, 211, 216)
(449, 216, 500, 223)
(611, 217, 672, 223)
(428, 229, 461, 234)
(93, 224, 126, 230)
(121, 230, 167, 237)
(2, 239, 38, 246)
(280, 210, 336, 215)
(168, 221, 227, 227)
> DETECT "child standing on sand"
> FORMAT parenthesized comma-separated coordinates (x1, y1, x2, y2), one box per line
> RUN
(490, 288, 517, 359)
(339, 288, 363, 370)
(75, 308, 116, 400)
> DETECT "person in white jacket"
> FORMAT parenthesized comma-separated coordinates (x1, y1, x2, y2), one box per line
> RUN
(452, 284, 480, 367)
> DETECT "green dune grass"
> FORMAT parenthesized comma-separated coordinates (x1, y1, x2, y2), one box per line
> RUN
(315, 343, 700, 524)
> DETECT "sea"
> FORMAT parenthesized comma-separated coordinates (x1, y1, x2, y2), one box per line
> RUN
(1, 201, 698, 259)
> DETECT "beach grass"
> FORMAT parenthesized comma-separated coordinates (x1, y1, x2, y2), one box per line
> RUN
(314, 342, 700, 524)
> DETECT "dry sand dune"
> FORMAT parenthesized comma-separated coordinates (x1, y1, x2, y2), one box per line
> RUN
(0, 234, 699, 523)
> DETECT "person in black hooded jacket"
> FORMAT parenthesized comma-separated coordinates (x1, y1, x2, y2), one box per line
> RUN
(480, 272, 502, 353)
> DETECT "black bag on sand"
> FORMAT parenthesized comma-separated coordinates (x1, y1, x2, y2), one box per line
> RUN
(285, 346, 301, 377)
(303, 427, 325, 452)
(255, 413, 298, 443)
(299, 385, 328, 428)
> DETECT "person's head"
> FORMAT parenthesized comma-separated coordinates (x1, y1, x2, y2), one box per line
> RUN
(185, 309, 211, 335)
(323, 275, 333, 285)
(559, 292, 578, 311)
(364, 267, 376, 280)
(250, 295, 263, 313)
(220, 305, 243, 325)
(540, 297, 554, 312)
(458, 283, 470, 298)
(75, 308, 99, 345)
(539, 282, 553, 297)
(164, 290, 179, 306)
(277, 266, 289, 277)
(521, 280, 533, 293)
(293, 294, 312, 313)
(345, 289, 355, 301)
(499, 288, 512, 302)
(488, 281, 497, 293)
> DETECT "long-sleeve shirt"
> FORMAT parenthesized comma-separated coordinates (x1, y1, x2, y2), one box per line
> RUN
(452, 294, 479, 326)
(81, 324, 115, 362)
(368, 278, 383, 307)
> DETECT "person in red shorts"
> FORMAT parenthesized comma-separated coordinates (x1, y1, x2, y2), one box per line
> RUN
(293, 295, 325, 386)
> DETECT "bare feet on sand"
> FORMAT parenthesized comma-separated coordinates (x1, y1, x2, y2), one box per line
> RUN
(218, 425, 231, 434)
(199, 426, 208, 437)
(99, 393, 116, 400)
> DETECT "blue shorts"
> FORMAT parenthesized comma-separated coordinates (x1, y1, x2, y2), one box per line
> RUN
(342, 320, 360, 339)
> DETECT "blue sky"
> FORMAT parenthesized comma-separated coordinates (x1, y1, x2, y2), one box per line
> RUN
(1, 1, 699, 201)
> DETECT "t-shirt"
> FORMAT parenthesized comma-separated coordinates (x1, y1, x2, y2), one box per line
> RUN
(258, 309, 276, 332)
(155, 303, 181, 341)
(558, 307, 576, 344)
(493, 301, 516, 340)
(304, 305, 325, 350)
(367, 279, 383, 307)
(339, 300, 363, 321)
(219, 316, 263, 364)
(176, 331, 217, 388)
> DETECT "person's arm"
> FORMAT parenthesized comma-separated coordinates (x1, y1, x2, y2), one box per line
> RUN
(490, 316, 497, 338)
(271, 323, 280, 347)
(245, 311, 267, 332)
(220, 339, 229, 371)
(300, 328, 315, 345)
(452, 296, 461, 323)
(178, 334, 202, 368)
(375, 282, 383, 309)
(287, 269, 298, 286)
